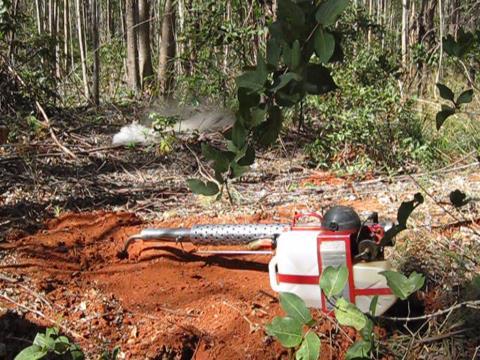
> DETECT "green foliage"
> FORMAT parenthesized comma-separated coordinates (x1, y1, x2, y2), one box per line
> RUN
(304, 46, 433, 172)
(265, 316, 303, 348)
(186, 179, 219, 196)
(319, 264, 348, 298)
(380, 271, 425, 300)
(295, 332, 321, 360)
(381, 193, 424, 245)
(334, 298, 368, 331)
(190, 0, 346, 197)
(345, 340, 372, 360)
(15, 328, 84, 360)
(100, 346, 120, 360)
(279, 292, 314, 326)
(435, 83, 474, 130)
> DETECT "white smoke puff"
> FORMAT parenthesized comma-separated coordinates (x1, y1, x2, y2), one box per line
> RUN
(112, 123, 157, 146)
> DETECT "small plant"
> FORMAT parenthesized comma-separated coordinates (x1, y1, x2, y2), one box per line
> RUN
(149, 112, 177, 155)
(53, 205, 63, 217)
(15, 327, 84, 360)
(99, 346, 120, 360)
(266, 266, 425, 359)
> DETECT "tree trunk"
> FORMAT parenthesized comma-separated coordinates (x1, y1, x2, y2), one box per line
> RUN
(138, 0, 154, 87)
(107, 0, 114, 39)
(75, 0, 90, 99)
(126, 0, 140, 93)
(92, 0, 100, 105)
(35, 0, 44, 34)
(63, 0, 70, 72)
(157, 0, 176, 97)
(401, 0, 409, 67)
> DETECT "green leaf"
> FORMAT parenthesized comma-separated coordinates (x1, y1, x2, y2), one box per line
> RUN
(449, 189, 469, 208)
(238, 87, 260, 109)
(314, 27, 335, 63)
(295, 332, 321, 360)
(230, 161, 249, 178)
(238, 146, 255, 166)
(236, 71, 265, 93)
(186, 179, 220, 196)
(14, 345, 48, 360)
(232, 121, 247, 149)
(381, 193, 424, 246)
(69, 345, 85, 360)
(369, 295, 378, 317)
(345, 340, 372, 360)
(291, 40, 302, 70)
(436, 106, 456, 130)
(359, 318, 374, 341)
(380, 271, 425, 300)
(302, 64, 337, 95)
(272, 72, 302, 92)
(320, 265, 348, 298)
(267, 38, 282, 67)
(279, 292, 313, 325)
(33, 333, 54, 350)
(53, 338, 70, 354)
(256, 106, 283, 145)
(436, 83, 454, 102)
(315, 0, 349, 26)
(250, 107, 267, 127)
(456, 89, 474, 105)
(278, 0, 305, 29)
(265, 316, 303, 348)
(334, 298, 368, 331)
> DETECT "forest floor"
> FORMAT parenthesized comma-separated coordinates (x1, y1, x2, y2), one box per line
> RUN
(0, 110, 480, 359)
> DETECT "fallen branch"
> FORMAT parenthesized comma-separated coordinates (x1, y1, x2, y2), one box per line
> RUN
(380, 300, 480, 322)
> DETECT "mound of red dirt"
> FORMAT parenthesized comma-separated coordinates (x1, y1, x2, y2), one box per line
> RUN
(0, 211, 367, 359)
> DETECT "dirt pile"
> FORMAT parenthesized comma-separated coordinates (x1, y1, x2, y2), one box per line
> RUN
(0, 210, 370, 359)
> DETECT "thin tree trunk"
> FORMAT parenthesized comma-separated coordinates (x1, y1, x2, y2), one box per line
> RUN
(75, 0, 90, 99)
(401, 0, 409, 67)
(107, 0, 114, 39)
(7, 0, 20, 61)
(92, 0, 100, 105)
(158, 0, 176, 97)
(35, 0, 44, 34)
(436, 0, 444, 87)
(138, 0, 154, 87)
(126, 0, 140, 93)
(63, 0, 70, 72)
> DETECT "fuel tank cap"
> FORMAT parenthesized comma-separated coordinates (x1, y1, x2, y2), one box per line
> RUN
(321, 206, 361, 231)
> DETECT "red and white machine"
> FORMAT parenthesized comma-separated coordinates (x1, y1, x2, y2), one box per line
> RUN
(124, 206, 397, 315)
(269, 207, 396, 314)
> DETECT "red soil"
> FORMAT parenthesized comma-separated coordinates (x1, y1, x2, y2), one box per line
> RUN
(0, 211, 370, 359)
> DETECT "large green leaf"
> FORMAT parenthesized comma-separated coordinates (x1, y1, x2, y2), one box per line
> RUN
(314, 27, 335, 63)
(33, 333, 54, 349)
(267, 38, 282, 67)
(302, 64, 337, 95)
(271, 72, 302, 92)
(14, 345, 48, 360)
(345, 340, 372, 360)
(237, 145, 256, 166)
(436, 83, 454, 102)
(279, 292, 313, 325)
(443, 31, 475, 58)
(265, 316, 303, 348)
(232, 120, 247, 149)
(295, 332, 321, 360)
(320, 265, 348, 298)
(255, 106, 283, 145)
(436, 106, 456, 130)
(380, 271, 425, 300)
(278, 0, 305, 29)
(456, 89, 474, 105)
(229, 161, 249, 178)
(291, 40, 302, 70)
(334, 298, 368, 331)
(315, 0, 349, 26)
(238, 87, 260, 109)
(186, 179, 220, 196)
(236, 70, 265, 93)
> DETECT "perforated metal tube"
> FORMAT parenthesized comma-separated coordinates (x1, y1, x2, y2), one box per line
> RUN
(190, 224, 287, 245)
(133, 224, 287, 245)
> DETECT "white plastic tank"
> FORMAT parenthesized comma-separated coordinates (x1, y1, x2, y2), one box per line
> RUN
(269, 229, 397, 315)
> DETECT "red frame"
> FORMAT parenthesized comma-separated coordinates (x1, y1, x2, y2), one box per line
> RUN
(276, 228, 392, 313)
